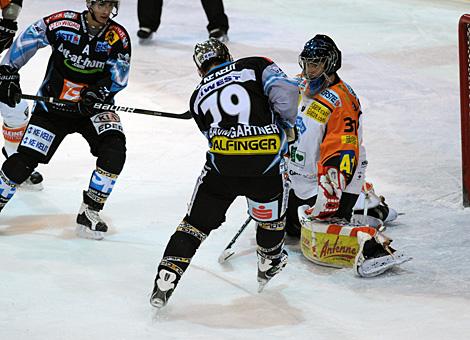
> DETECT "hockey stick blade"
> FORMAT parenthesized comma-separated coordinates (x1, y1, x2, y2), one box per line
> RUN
(19, 94, 192, 120)
(218, 216, 253, 264)
(218, 249, 235, 264)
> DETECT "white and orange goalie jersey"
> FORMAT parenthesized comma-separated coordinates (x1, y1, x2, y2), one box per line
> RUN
(288, 77, 366, 200)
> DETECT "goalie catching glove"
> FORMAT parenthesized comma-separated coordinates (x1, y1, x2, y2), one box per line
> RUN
(309, 166, 346, 220)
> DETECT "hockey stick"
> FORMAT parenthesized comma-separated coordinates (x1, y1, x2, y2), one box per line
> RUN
(18, 94, 192, 120)
(218, 216, 253, 264)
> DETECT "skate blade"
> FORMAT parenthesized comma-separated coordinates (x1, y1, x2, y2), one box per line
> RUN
(257, 279, 268, 293)
(75, 224, 104, 240)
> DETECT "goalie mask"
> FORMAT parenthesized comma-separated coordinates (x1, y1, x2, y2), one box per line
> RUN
(299, 34, 341, 95)
(86, 0, 120, 18)
(193, 38, 233, 76)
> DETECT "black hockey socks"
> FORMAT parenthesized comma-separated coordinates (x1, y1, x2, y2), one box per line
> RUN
(150, 220, 208, 308)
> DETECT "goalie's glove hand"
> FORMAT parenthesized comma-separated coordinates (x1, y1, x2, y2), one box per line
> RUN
(310, 166, 346, 220)
(0, 19, 18, 53)
(0, 65, 21, 108)
(78, 86, 110, 116)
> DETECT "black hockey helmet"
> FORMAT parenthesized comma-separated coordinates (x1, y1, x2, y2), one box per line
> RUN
(299, 34, 341, 78)
(193, 38, 233, 75)
(86, 0, 120, 17)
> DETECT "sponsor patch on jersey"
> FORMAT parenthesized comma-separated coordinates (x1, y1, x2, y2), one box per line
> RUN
(95, 41, 111, 53)
(290, 146, 306, 167)
(91, 112, 124, 135)
(105, 30, 120, 46)
(49, 20, 81, 31)
(341, 135, 358, 146)
(45, 12, 64, 24)
(56, 30, 81, 45)
(295, 115, 306, 134)
(59, 79, 85, 102)
(210, 134, 280, 155)
(319, 89, 341, 108)
(247, 199, 279, 222)
(20, 125, 56, 156)
(58, 43, 106, 73)
(304, 100, 331, 124)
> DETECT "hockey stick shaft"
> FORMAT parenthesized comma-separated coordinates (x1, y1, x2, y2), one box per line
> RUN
(19, 94, 192, 120)
(224, 216, 253, 251)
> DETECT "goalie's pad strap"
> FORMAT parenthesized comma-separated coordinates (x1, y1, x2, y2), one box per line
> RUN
(2, 123, 26, 143)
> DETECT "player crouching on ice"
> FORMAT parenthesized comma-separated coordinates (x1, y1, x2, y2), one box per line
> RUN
(0, 0, 131, 240)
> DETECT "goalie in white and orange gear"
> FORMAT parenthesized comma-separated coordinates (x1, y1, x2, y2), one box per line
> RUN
(286, 34, 365, 237)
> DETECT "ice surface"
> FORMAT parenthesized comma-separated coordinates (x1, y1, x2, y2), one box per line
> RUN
(1, 0, 470, 339)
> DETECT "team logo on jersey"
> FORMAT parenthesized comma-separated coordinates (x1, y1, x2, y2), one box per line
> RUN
(210, 135, 280, 155)
(56, 30, 81, 45)
(109, 25, 129, 49)
(105, 30, 119, 46)
(91, 112, 124, 135)
(304, 100, 331, 124)
(49, 20, 81, 31)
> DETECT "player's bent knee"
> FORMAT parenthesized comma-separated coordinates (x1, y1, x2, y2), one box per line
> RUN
(96, 134, 126, 174)
(1, 152, 38, 184)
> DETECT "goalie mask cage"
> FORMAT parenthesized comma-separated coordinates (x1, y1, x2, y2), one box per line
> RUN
(459, 14, 470, 207)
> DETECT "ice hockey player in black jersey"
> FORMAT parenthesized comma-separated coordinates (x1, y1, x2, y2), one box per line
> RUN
(0, 0, 131, 240)
(150, 38, 299, 308)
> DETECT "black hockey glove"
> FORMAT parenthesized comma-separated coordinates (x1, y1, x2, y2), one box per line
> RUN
(0, 19, 18, 53)
(0, 65, 21, 107)
(78, 86, 111, 116)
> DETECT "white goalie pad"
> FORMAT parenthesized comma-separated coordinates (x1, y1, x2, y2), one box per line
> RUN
(298, 205, 411, 276)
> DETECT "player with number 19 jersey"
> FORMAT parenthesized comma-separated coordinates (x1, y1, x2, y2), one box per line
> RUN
(189, 56, 298, 177)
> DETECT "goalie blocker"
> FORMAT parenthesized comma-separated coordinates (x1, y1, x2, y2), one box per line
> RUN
(298, 205, 411, 277)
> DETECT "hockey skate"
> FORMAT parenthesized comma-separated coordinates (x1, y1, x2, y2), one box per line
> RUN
(76, 192, 108, 240)
(150, 269, 178, 309)
(257, 249, 288, 293)
(354, 231, 412, 278)
(19, 170, 44, 191)
(209, 28, 228, 43)
(137, 27, 154, 43)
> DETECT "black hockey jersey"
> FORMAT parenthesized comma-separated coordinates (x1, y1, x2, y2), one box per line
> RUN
(2, 10, 131, 114)
(189, 57, 298, 176)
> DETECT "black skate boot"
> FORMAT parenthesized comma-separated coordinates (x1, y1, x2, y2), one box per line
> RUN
(76, 191, 108, 240)
(257, 249, 288, 293)
(209, 28, 228, 42)
(150, 269, 178, 308)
